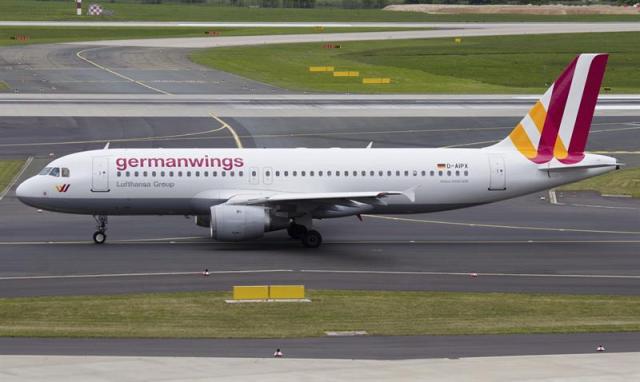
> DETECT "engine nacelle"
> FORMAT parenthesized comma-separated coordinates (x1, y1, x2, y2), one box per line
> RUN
(209, 205, 288, 241)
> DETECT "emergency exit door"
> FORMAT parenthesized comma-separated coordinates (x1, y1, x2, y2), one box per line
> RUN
(91, 157, 110, 192)
(488, 154, 506, 191)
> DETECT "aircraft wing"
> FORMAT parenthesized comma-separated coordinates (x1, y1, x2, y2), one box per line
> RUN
(225, 189, 416, 206)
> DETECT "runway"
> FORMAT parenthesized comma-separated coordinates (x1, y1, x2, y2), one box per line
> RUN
(1, 115, 639, 297)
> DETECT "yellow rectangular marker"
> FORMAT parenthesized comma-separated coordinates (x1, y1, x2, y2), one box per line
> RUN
(269, 285, 305, 299)
(363, 78, 391, 84)
(233, 285, 269, 300)
(309, 66, 334, 72)
(333, 71, 359, 77)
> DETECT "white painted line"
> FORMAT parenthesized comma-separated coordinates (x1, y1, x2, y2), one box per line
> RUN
(0, 269, 293, 281)
(76, 47, 172, 95)
(0, 156, 33, 201)
(300, 269, 640, 280)
(548, 189, 559, 205)
(325, 331, 368, 336)
(365, 215, 640, 235)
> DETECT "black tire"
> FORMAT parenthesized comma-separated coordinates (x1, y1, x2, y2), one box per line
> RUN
(301, 230, 322, 248)
(93, 231, 106, 244)
(287, 224, 307, 239)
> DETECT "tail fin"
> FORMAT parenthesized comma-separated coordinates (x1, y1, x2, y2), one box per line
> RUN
(494, 54, 608, 164)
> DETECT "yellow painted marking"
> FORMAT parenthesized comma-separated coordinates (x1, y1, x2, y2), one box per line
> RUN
(509, 124, 537, 159)
(333, 71, 359, 77)
(362, 78, 391, 84)
(210, 114, 243, 149)
(529, 101, 546, 132)
(554, 136, 569, 159)
(454, 38, 462, 44)
(269, 285, 305, 299)
(0, 127, 227, 148)
(233, 285, 269, 300)
(309, 66, 334, 72)
(76, 47, 171, 95)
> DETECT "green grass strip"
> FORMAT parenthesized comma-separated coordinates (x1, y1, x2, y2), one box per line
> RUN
(559, 167, 640, 198)
(0, 80, 8, 91)
(190, 32, 640, 94)
(2, 1, 640, 22)
(0, 159, 25, 193)
(1, 290, 640, 338)
(0, 26, 421, 47)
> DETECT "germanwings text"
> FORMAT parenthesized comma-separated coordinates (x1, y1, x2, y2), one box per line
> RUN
(115, 156, 244, 171)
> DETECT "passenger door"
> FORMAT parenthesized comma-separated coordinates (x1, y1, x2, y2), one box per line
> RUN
(488, 154, 506, 191)
(91, 157, 110, 192)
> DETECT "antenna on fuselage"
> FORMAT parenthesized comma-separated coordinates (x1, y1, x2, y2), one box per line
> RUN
(366, 141, 373, 149)
(103, 142, 110, 150)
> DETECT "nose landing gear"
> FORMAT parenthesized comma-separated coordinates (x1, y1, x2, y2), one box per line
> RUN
(93, 215, 108, 244)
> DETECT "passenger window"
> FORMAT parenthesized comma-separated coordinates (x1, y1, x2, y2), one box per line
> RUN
(117, 172, 121, 177)
(404, 170, 409, 176)
(178, 171, 182, 177)
(239, 171, 243, 177)
(455, 170, 460, 176)
(438, 171, 443, 176)
(293, 171, 297, 177)
(344, 171, 348, 177)
(464, 170, 469, 176)
(204, 171, 208, 177)
(310, 171, 314, 176)
(430, 171, 435, 176)
(335, 171, 340, 177)
(352, 171, 357, 176)
(266, 171, 271, 177)
(161, 171, 165, 177)
(327, 171, 331, 176)
(143, 171, 148, 177)
(369, 171, 374, 176)
(387, 171, 392, 176)
(230, 171, 235, 177)
(49, 167, 60, 177)
(301, 171, 306, 177)
(252, 171, 257, 177)
(212, 171, 217, 177)
(275, 171, 280, 177)
(221, 171, 226, 177)
(169, 171, 174, 177)
(378, 171, 383, 176)
(126, 171, 130, 177)
(284, 171, 289, 177)
(318, 171, 323, 176)
(396, 171, 400, 176)
(61, 168, 70, 177)
(195, 171, 200, 177)
(152, 171, 157, 177)
(186, 171, 191, 177)
(134, 171, 139, 177)
(447, 171, 451, 176)
(421, 170, 426, 176)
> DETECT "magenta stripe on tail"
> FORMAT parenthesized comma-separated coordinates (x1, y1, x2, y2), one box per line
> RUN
(532, 57, 577, 164)
(560, 54, 609, 164)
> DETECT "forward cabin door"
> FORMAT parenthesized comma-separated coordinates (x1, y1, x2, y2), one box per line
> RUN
(91, 157, 110, 192)
(488, 154, 506, 191)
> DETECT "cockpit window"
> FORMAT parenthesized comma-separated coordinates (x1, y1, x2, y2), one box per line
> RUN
(39, 167, 52, 175)
(49, 167, 60, 177)
(61, 168, 70, 177)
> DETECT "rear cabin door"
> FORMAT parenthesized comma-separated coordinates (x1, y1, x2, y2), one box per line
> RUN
(91, 157, 110, 192)
(488, 154, 506, 191)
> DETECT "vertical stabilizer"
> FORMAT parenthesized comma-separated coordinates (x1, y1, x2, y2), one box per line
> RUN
(493, 54, 608, 164)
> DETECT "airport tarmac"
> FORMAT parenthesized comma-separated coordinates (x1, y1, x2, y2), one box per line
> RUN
(1, 115, 639, 298)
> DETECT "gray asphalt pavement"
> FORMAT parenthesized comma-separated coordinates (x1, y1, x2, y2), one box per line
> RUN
(2, 333, 639, 359)
(1, 116, 639, 297)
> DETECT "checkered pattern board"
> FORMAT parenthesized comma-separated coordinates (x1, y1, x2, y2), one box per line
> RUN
(88, 4, 103, 16)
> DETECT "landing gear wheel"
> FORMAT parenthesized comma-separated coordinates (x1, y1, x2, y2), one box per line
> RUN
(93, 231, 107, 244)
(287, 224, 307, 240)
(301, 230, 322, 248)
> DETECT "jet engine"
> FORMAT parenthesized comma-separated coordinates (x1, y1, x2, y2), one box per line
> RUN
(209, 205, 288, 241)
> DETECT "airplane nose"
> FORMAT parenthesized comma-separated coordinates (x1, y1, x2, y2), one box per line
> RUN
(16, 178, 36, 202)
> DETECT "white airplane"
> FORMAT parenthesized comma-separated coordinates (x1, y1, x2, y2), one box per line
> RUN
(17, 53, 619, 248)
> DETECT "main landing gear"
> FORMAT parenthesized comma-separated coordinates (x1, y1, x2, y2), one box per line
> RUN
(93, 215, 108, 244)
(287, 222, 322, 248)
